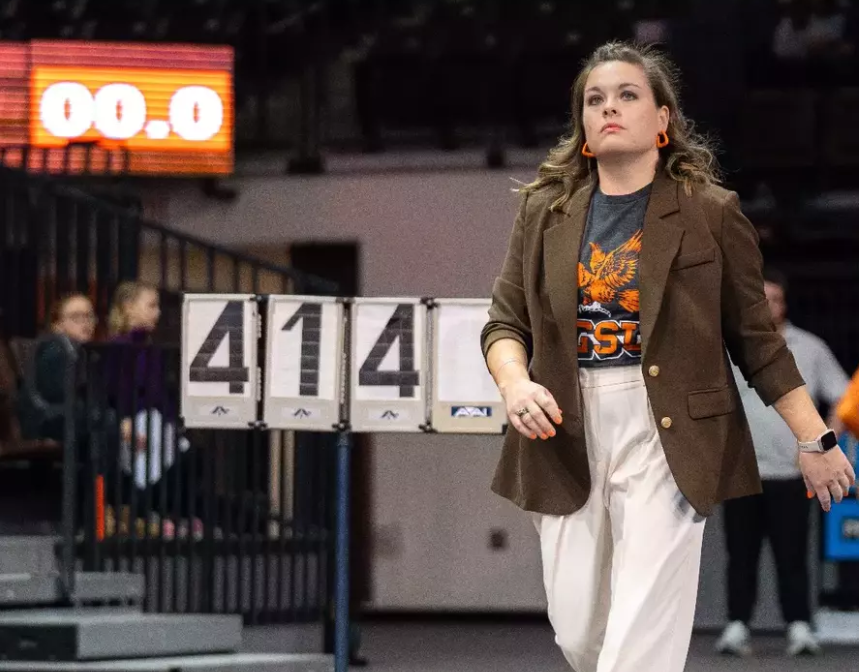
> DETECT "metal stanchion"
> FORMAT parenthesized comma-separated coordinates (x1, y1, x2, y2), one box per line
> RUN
(59, 345, 79, 603)
(334, 431, 351, 672)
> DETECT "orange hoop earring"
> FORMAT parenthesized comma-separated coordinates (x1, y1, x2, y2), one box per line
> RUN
(656, 131, 669, 148)
(581, 143, 596, 158)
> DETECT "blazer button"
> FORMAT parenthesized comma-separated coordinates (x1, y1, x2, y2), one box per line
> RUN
(648, 365, 660, 377)
(661, 417, 673, 429)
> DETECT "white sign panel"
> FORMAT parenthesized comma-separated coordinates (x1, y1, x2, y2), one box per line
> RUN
(430, 299, 505, 434)
(350, 298, 427, 433)
(181, 294, 259, 428)
(263, 295, 344, 431)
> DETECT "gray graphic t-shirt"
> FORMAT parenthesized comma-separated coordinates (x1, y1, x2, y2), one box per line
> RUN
(577, 184, 651, 367)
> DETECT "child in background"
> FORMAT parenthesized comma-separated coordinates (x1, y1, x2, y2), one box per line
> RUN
(106, 281, 200, 540)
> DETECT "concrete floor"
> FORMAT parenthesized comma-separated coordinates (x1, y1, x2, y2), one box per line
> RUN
(243, 619, 859, 671)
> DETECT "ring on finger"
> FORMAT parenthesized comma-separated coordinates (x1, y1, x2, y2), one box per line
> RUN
(519, 409, 537, 427)
(514, 407, 530, 418)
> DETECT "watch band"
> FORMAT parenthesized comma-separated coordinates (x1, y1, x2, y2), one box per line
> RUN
(797, 429, 838, 453)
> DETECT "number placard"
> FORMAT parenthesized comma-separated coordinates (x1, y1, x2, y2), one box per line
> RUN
(430, 299, 505, 434)
(263, 295, 345, 431)
(350, 298, 427, 433)
(181, 294, 259, 428)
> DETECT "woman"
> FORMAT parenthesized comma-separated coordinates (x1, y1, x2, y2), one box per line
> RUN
(18, 293, 96, 443)
(481, 41, 854, 672)
(17, 294, 98, 531)
(106, 281, 199, 540)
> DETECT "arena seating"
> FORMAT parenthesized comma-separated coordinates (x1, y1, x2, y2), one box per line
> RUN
(0, 336, 60, 461)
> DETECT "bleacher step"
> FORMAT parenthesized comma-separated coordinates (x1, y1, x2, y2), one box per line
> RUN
(0, 653, 333, 671)
(0, 537, 58, 575)
(0, 572, 144, 606)
(0, 609, 242, 661)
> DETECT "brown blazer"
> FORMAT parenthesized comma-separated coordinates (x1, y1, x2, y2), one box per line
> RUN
(481, 170, 805, 517)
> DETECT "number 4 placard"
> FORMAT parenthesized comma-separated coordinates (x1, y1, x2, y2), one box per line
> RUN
(181, 294, 259, 428)
(350, 298, 427, 433)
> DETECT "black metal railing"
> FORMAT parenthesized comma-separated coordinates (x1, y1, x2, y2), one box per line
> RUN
(0, 165, 336, 340)
(0, 162, 340, 625)
(61, 341, 334, 624)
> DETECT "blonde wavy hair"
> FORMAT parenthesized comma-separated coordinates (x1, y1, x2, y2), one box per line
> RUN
(520, 41, 721, 211)
(108, 280, 157, 336)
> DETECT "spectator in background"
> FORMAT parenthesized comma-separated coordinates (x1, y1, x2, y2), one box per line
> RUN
(107, 281, 199, 540)
(716, 267, 849, 657)
(17, 294, 101, 532)
(18, 293, 96, 443)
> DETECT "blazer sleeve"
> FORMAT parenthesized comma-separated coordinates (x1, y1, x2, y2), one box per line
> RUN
(718, 191, 805, 406)
(481, 193, 533, 362)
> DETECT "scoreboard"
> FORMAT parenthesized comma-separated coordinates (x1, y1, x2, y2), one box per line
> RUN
(181, 294, 505, 434)
(0, 40, 233, 176)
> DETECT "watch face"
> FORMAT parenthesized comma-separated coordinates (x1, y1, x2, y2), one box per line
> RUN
(821, 430, 838, 451)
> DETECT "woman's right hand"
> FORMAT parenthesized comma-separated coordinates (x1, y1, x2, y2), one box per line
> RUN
(502, 379, 563, 440)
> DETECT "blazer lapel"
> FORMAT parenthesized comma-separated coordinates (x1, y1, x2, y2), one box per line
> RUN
(639, 174, 683, 354)
(543, 182, 595, 367)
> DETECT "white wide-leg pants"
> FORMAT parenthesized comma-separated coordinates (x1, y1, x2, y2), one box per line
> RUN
(533, 365, 706, 672)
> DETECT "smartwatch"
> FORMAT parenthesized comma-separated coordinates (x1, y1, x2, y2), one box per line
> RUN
(797, 429, 838, 454)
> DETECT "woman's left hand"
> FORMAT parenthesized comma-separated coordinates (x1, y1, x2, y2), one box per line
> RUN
(800, 446, 856, 512)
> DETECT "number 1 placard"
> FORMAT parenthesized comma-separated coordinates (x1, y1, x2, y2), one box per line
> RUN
(181, 294, 259, 428)
(263, 295, 345, 431)
(350, 298, 427, 433)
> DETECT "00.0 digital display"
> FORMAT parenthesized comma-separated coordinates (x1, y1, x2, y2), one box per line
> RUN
(31, 67, 231, 153)
(0, 41, 235, 176)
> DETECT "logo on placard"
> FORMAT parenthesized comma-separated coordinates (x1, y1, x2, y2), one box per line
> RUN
(451, 406, 492, 418)
(293, 408, 312, 419)
(381, 410, 400, 420)
(211, 405, 229, 416)
(842, 518, 859, 540)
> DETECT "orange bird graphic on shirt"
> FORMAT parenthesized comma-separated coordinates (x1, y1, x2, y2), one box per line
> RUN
(578, 229, 643, 313)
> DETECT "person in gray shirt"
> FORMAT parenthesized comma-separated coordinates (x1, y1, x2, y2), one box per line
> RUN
(716, 267, 849, 657)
